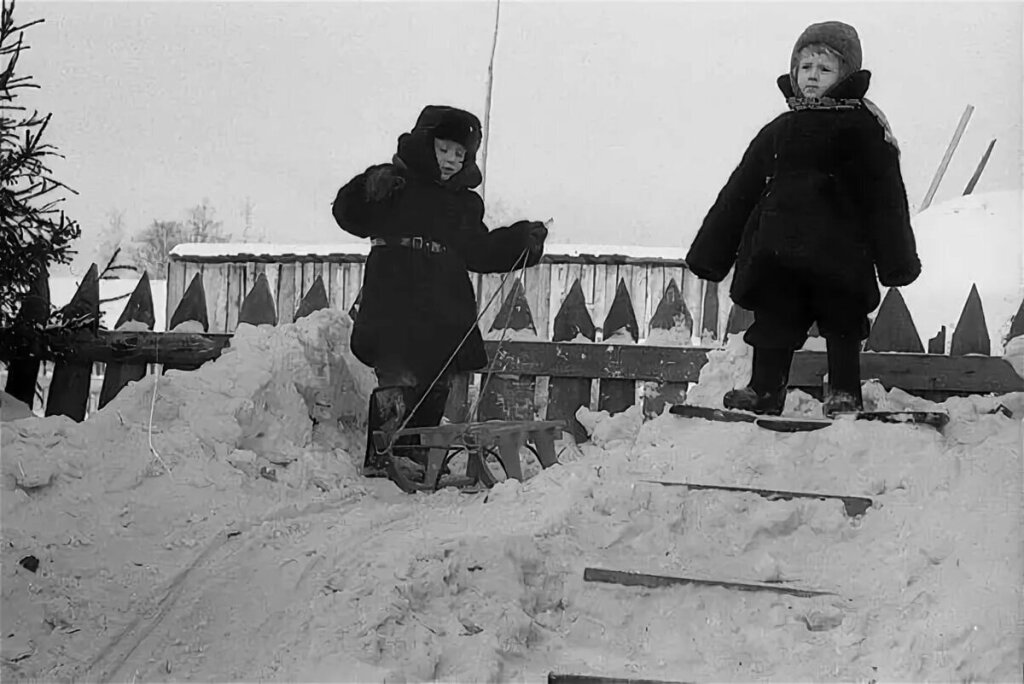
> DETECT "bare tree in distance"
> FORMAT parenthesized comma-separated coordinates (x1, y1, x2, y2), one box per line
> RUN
(185, 197, 230, 243)
(130, 219, 187, 280)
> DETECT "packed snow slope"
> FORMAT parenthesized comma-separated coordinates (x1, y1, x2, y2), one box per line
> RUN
(2, 312, 1021, 682)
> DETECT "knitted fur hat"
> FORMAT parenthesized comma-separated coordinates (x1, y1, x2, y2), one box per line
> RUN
(790, 21, 863, 92)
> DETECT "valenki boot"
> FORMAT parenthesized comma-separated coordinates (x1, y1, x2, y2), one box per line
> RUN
(823, 337, 864, 417)
(723, 347, 794, 415)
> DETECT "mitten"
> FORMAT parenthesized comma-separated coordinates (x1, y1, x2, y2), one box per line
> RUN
(878, 268, 919, 288)
(364, 165, 406, 202)
(527, 221, 548, 251)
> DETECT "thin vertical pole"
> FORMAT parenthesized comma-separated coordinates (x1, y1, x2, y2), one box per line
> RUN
(920, 104, 974, 212)
(480, 0, 501, 204)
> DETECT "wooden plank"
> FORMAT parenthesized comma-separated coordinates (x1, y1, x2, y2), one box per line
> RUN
(579, 264, 598, 338)
(963, 138, 996, 195)
(928, 326, 947, 355)
(99, 273, 155, 409)
(681, 268, 703, 343)
(700, 280, 719, 342)
(548, 674, 690, 684)
(481, 278, 539, 420)
(328, 263, 345, 310)
(201, 263, 230, 333)
(444, 372, 471, 423)
(477, 373, 536, 421)
(644, 277, 690, 415)
(921, 104, 974, 211)
(477, 273, 507, 335)
(865, 288, 924, 353)
(525, 262, 552, 339)
(301, 262, 319, 308)
(28, 332, 1024, 397)
(341, 262, 364, 314)
(238, 273, 279, 326)
(262, 263, 279, 320)
(598, 279, 639, 414)
(1008, 296, 1024, 341)
(646, 267, 667, 339)
(591, 263, 610, 337)
(950, 284, 990, 356)
(582, 567, 833, 599)
(547, 279, 596, 441)
(277, 262, 298, 325)
(294, 275, 329, 321)
(628, 264, 649, 341)
(168, 273, 209, 331)
(4, 265, 50, 407)
(547, 262, 573, 340)
(225, 264, 247, 332)
(489, 279, 535, 333)
(45, 264, 100, 421)
(164, 261, 187, 332)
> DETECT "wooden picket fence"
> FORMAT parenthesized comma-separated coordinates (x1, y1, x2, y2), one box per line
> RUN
(6, 247, 1024, 443)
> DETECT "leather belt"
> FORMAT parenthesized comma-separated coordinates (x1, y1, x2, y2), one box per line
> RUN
(370, 236, 446, 254)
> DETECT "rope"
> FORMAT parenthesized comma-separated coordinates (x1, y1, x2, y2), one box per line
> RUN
(147, 339, 174, 481)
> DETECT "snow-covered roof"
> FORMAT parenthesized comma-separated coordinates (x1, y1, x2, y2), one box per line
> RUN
(169, 242, 689, 265)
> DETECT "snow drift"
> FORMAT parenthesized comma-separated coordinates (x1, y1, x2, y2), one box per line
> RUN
(2, 310, 1021, 683)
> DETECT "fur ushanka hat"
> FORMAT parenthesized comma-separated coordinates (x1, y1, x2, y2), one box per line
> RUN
(789, 21, 863, 95)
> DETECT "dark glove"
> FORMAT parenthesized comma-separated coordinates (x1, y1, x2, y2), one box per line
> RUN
(364, 165, 405, 202)
(527, 221, 548, 252)
(877, 257, 922, 288)
(878, 269, 919, 288)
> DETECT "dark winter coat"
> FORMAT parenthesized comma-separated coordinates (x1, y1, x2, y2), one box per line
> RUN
(685, 70, 920, 316)
(332, 105, 541, 382)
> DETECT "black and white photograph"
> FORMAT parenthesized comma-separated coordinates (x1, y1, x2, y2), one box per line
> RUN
(1, 0, 1022, 681)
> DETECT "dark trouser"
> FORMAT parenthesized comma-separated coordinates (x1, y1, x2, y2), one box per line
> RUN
(743, 269, 867, 399)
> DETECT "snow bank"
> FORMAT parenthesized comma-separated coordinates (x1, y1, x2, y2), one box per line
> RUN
(900, 190, 1023, 355)
(0, 309, 376, 680)
(2, 310, 1020, 682)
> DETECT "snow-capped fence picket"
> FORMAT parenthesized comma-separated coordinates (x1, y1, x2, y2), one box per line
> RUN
(4, 245, 1023, 425)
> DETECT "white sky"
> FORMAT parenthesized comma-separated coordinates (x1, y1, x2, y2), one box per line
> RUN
(20, 1, 1024, 275)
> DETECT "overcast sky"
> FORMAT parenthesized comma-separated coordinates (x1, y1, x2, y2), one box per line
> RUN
(21, 1, 1023, 274)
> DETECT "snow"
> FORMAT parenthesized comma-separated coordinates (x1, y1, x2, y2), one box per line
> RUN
(3, 312, 1020, 682)
(170, 242, 688, 264)
(900, 190, 1023, 355)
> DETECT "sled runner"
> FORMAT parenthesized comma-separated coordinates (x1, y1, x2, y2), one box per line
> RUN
(367, 385, 564, 493)
(668, 403, 950, 432)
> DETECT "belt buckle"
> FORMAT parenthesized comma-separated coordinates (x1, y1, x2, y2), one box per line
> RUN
(411, 237, 424, 250)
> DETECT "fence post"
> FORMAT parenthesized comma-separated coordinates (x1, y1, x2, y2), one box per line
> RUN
(950, 284, 990, 356)
(864, 288, 924, 353)
(98, 273, 155, 409)
(45, 264, 99, 421)
(5, 265, 50, 408)
(547, 279, 595, 442)
(597, 279, 639, 415)
(477, 279, 538, 422)
(238, 273, 278, 326)
(643, 278, 692, 417)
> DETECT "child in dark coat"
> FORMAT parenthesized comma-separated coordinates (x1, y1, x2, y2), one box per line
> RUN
(685, 21, 920, 417)
(332, 105, 548, 470)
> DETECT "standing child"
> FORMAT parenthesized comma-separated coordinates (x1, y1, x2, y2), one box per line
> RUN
(332, 105, 548, 472)
(685, 21, 920, 417)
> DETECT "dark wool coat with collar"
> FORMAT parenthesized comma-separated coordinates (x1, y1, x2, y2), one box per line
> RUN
(332, 105, 541, 382)
(685, 70, 920, 317)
